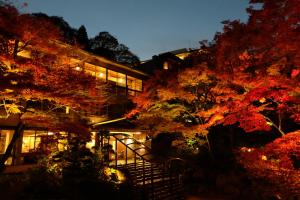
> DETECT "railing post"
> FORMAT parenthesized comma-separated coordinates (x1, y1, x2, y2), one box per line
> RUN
(134, 153, 137, 171)
(151, 163, 154, 199)
(169, 164, 173, 197)
(162, 162, 165, 184)
(125, 146, 128, 165)
(115, 137, 118, 167)
(143, 159, 145, 186)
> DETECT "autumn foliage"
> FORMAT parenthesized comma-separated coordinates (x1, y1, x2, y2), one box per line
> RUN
(237, 130, 300, 197)
(0, 3, 106, 121)
(0, 2, 107, 169)
(129, 0, 299, 138)
(127, 0, 300, 196)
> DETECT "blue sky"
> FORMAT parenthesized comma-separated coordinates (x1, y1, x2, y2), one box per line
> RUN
(20, 0, 250, 61)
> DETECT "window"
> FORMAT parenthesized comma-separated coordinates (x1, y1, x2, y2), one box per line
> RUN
(127, 76, 143, 91)
(163, 61, 169, 70)
(96, 67, 107, 80)
(136, 79, 142, 91)
(108, 70, 126, 87)
(22, 130, 48, 153)
(85, 62, 107, 81)
(0, 130, 14, 154)
(86, 132, 96, 149)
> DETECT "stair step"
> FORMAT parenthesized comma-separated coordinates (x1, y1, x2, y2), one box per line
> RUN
(111, 135, 185, 200)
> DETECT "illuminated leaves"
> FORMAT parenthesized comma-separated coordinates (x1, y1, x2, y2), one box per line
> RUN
(237, 130, 300, 196)
(0, 3, 108, 128)
(4, 103, 21, 115)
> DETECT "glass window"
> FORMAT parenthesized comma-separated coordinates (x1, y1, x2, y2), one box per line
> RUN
(22, 130, 48, 153)
(86, 132, 96, 149)
(108, 70, 118, 83)
(22, 130, 36, 153)
(84, 62, 96, 76)
(127, 76, 142, 91)
(108, 70, 126, 87)
(84, 62, 107, 81)
(57, 132, 68, 151)
(117, 73, 126, 87)
(127, 76, 136, 90)
(136, 79, 143, 91)
(96, 67, 107, 80)
(0, 130, 14, 154)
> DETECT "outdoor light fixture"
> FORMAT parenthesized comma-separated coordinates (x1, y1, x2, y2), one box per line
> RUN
(75, 66, 81, 71)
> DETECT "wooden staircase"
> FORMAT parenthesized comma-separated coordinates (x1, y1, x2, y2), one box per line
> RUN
(110, 134, 185, 200)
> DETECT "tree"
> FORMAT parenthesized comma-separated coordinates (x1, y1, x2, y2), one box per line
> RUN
(115, 44, 140, 66)
(89, 31, 140, 66)
(127, 0, 299, 151)
(237, 130, 300, 198)
(0, 3, 107, 171)
(76, 25, 89, 50)
(32, 13, 77, 45)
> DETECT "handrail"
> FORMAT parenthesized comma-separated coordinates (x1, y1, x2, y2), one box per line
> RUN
(112, 135, 151, 162)
(110, 134, 185, 200)
(112, 133, 152, 151)
(111, 134, 154, 197)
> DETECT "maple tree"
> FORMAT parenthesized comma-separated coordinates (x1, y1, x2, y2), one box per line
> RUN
(237, 130, 300, 198)
(128, 0, 299, 152)
(0, 3, 107, 171)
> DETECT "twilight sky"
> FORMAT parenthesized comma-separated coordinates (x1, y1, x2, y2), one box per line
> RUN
(20, 0, 250, 61)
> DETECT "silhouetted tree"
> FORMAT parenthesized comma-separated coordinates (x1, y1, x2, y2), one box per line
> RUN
(32, 13, 77, 44)
(90, 31, 140, 66)
(76, 25, 89, 50)
(115, 44, 140, 66)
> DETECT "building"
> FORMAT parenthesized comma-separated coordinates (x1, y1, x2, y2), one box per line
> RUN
(136, 48, 195, 75)
(0, 40, 149, 166)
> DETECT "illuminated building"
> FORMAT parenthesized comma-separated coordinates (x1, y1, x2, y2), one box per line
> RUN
(0, 41, 149, 166)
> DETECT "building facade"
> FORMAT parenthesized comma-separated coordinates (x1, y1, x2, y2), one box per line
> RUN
(0, 41, 149, 166)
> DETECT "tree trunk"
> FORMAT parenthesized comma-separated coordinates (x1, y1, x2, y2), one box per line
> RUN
(13, 39, 19, 59)
(0, 122, 25, 172)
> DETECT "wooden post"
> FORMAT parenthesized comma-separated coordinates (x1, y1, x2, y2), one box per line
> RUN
(115, 137, 118, 167)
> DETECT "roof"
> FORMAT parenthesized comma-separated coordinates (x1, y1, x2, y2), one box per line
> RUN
(159, 48, 189, 56)
(91, 117, 138, 130)
(53, 40, 149, 79)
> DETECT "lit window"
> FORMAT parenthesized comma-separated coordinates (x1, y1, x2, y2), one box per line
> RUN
(0, 130, 14, 154)
(127, 76, 142, 91)
(163, 62, 169, 70)
(85, 62, 107, 80)
(108, 70, 126, 87)
(86, 132, 96, 149)
(99, 72, 105, 78)
(66, 106, 70, 114)
(22, 130, 48, 153)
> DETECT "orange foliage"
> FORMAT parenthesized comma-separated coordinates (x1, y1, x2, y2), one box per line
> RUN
(128, 0, 300, 137)
(0, 3, 107, 130)
(237, 130, 300, 197)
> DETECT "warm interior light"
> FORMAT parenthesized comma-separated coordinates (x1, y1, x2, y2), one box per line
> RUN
(118, 78, 123, 83)
(163, 62, 169, 70)
(75, 66, 81, 71)
(99, 72, 104, 77)
(66, 106, 70, 114)
(125, 139, 133, 145)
